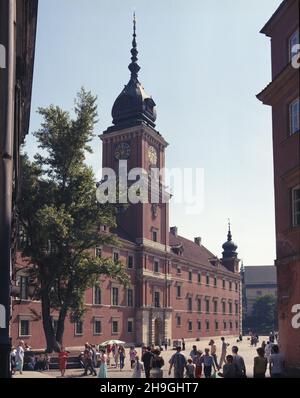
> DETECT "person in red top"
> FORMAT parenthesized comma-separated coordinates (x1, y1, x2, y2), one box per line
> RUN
(58, 346, 69, 377)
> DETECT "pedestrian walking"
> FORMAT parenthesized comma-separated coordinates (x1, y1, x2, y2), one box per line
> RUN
(218, 337, 229, 369)
(97, 349, 108, 378)
(129, 346, 137, 369)
(201, 348, 217, 378)
(218, 355, 237, 378)
(181, 338, 185, 351)
(132, 356, 144, 378)
(232, 346, 246, 378)
(185, 358, 196, 378)
(168, 346, 187, 378)
(209, 339, 218, 368)
(119, 346, 126, 371)
(253, 348, 268, 378)
(142, 346, 154, 378)
(269, 345, 285, 378)
(189, 345, 198, 364)
(15, 340, 25, 375)
(58, 346, 69, 377)
(194, 350, 203, 378)
(150, 349, 164, 378)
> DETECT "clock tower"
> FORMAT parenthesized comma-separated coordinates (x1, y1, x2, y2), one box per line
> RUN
(100, 15, 169, 249)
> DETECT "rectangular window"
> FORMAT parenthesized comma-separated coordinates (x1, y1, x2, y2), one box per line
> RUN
(230, 321, 233, 330)
(290, 98, 300, 135)
(197, 273, 201, 284)
(206, 321, 210, 330)
(197, 299, 201, 312)
(214, 301, 218, 314)
(20, 276, 28, 300)
(205, 299, 210, 313)
(154, 292, 160, 308)
(188, 271, 192, 282)
(197, 321, 201, 330)
(229, 302, 233, 314)
(152, 230, 158, 242)
(75, 321, 83, 335)
(112, 320, 119, 334)
(292, 185, 300, 227)
(95, 246, 102, 258)
(20, 320, 30, 337)
(229, 281, 232, 291)
(94, 320, 102, 335)
(188, 297, 192, 311)
(177, 267, 181, 275)
(256, 290, 262, 296)
(127, 289, 134, 307)
(176, 316, 181, 326)
(222, 279, 226, 289)
(127, 319, 133, 333)
(215, 321, 219, 330)
(206, 275, 210, 286)
(222, 301, 226, 314)
(113, 252, 119, 263)
(236, 321, 239, 330)
(154, 260, 159, 273)
(235, 282, 238, 292)
(127, 255, 134, 269)
(176, 285, 181, 298)
(214, 277, 217, 287)
(112, 287, 119, 306)
(94, 286, 101, 305)
(289, 29, 299, 61)
(223, 321, 227, 330)
(235, 303, 239, 315)
(188, 321, 193, 331)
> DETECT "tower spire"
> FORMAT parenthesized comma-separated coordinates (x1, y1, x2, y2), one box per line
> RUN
(227, 218, 232, 241)
(128, 12, 140, 81)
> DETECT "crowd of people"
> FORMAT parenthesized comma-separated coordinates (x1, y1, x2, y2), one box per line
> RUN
(11, 332, 285, 378)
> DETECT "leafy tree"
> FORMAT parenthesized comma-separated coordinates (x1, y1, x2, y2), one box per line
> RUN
(18, 88, 130, 352)
(244, 294, 277, 334)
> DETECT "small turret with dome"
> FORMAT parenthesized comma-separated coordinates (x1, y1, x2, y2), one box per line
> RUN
(221, 220, 239, 273)
(110, 14, 157, 130)
(222, 221, 238, 259)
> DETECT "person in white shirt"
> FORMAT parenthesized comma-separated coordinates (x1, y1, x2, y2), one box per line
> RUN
(15, 340, 25, 374)
(269, 345, 285, 378)
(132, 356, 144, 378)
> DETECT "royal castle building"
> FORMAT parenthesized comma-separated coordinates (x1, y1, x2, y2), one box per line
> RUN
(11, 18, 241, 348)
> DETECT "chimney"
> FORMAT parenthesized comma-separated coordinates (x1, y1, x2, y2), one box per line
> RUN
(170, 226, 178, 237)
(194, 237, 201, 246)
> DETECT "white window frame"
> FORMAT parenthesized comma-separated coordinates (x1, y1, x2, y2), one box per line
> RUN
(153, 259, 159, 273)
(289, 29, 299, 61)
(112, 319, 119, 334)
(111, 286, 119, 306)
(113, 250, 120, 263)
(93, 318, 102, 335)
(127, 288, 134, 307)
(289, 98, 300, 135)
(292, 185, 300, 227)
(127, 254, 134, 269)
(93, 285, 101, 305)
(19, 318, 30, 337)
(176, 284, 182, 298)
(127, 318, 134, 333)
(75, 320, 83, 336)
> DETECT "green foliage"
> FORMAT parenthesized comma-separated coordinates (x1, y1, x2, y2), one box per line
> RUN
(244, 294, 278, 334)
(18, 88, 130, 349)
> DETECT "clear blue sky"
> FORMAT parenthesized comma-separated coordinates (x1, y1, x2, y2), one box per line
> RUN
(25, 0, 282, 266)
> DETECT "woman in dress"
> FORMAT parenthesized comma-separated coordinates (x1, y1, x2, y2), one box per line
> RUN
(58, 346, 69, 377)
(97, 349, 108, 378)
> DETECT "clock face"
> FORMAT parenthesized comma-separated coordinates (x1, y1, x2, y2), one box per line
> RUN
(148, 145, 158, 165)
(114, 142, 131, 160)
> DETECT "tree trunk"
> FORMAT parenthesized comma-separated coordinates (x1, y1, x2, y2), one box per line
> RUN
(41, 282, 60, 353)
(55, 305, 68, 345)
